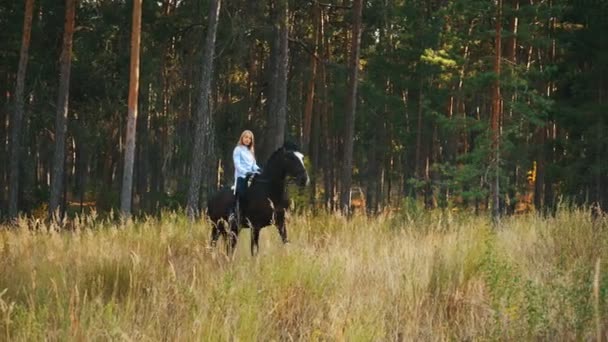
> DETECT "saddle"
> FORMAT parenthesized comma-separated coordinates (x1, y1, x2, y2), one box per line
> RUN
(231, 172, 259, 195)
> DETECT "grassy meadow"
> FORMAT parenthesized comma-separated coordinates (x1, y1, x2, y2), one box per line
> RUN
(0, 208, 607, 341)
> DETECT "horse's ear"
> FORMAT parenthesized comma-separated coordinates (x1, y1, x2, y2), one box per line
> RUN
(283, 141, 299, 152)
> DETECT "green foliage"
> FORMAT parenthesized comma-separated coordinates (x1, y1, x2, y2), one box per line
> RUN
(2, 0, 608, 218)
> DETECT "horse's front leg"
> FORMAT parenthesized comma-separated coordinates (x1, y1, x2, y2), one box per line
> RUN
(275, 210, 289, 244)
(210, 221, 223, 247)
(250, 225, 260, 256)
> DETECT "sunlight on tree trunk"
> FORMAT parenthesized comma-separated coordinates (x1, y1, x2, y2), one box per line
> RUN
(120, 0, 142, 218)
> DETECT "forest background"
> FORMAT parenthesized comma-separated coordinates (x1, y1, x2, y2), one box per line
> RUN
(1, 0, 607, 220)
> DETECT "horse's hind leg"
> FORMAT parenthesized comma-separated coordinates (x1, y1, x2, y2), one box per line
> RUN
(275, 211, 289, 244)
(227, 219, 239, 256)
(210, 223, 222, 247)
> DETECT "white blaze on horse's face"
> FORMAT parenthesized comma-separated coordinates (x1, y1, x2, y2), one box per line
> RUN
(294, 152, 305, 166)
(293, 151, 310, 185)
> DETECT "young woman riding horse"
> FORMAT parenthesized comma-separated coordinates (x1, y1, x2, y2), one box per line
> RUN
(207, 141, 309, 256)
(232, 130, 261, 226)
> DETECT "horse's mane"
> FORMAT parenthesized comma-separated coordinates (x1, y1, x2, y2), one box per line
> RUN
(263, 142, 300, 168)
(253, 142, 301, 184)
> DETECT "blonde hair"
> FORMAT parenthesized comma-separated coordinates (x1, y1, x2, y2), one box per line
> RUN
(237, 130, 256, 155)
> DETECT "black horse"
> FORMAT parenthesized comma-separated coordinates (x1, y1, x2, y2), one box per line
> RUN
(207, 143, 309, 255)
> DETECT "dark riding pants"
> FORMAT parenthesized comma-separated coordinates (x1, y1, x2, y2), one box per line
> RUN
(235, 177, 247, 200)
(234, 177, 247, 218)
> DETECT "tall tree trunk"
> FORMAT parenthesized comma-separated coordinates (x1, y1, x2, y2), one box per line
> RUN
(186, 0, 222, 218)
(308, 3, 322, 208)
(120, 0, 142, 217)
(202, 93, 217, 203)
(506, 0, 518, 63)
(303, 2, 320, 154)
(491, 0, 503, 221)
(74, 126, 87, 213)
(246, 40, 259, 120)
(457, 21, 474, 157)
(598, 80, 606, 210)
(8, 0, 34, 219)
(49, 0, 76, 220)
(2, 90, 7, 206)
(320, 9, 333, 210)
(264, 8, 280, 162)
(414, 84, 423, 179)
(310, 89, 321, 208)
(339, 0, 363, 214)
(136, 84, 150, 210)
(546, 8, 558, 213)
(267, 0, 289, 155)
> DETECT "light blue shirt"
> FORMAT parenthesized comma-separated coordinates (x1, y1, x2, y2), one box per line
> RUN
(233, 145, 260, 181)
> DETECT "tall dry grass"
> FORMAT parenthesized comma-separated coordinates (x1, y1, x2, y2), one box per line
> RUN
(0, 208, 606, 341)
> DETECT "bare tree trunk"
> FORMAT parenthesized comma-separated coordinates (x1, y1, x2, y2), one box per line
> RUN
(8, 0, 34, 219)
(506, 0, 519, 64)
(457, 22, 474, 157)
(186, 0, 222, 218)
(49, 0, 76, 220)
(264, 9, 280, 162)
(307, 3, 322, 208)
(303, 2, 320, 154)
(203, 106, 217, 203)
(414, 82, 423, 189)
(318, 9, 334, 210)
(598, 80, 605, 210)
(545, 9, 557, 214)
(491, 0, 502, 221)
(74, 126, 87, 213)
(1, 85, 8, 207)
(339, 0, 363, 214)
(135, 84, 149, 209)
(267, 0, 289, 154)
(310, 91, 321, 208)
(120, 0, 142, 218)
(276, 4, 288, 145)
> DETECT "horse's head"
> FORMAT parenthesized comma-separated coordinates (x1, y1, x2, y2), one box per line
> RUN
(267, 142, 310, 187)
(285, 149, 310, 187)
